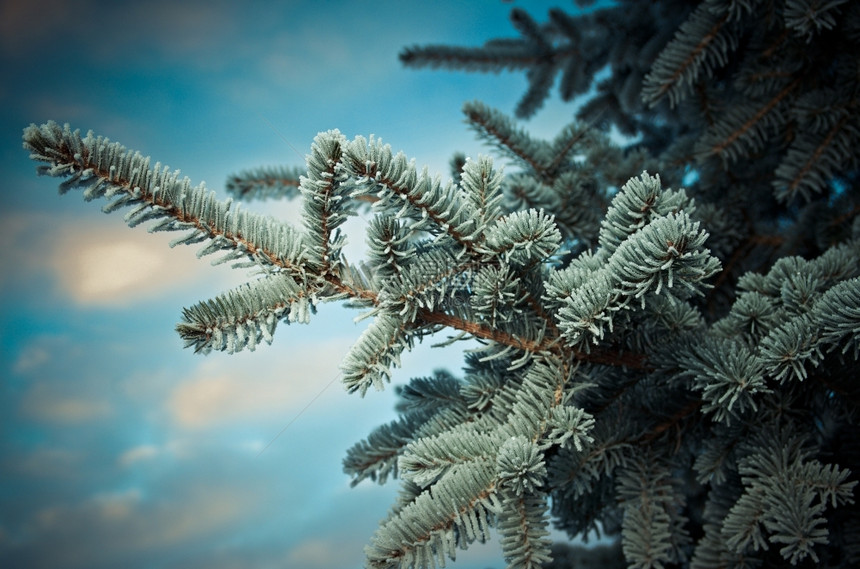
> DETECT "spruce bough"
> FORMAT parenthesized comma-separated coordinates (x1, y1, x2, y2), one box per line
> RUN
(23, 1, 860, 568)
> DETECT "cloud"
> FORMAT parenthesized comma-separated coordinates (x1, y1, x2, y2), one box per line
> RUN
(285, 537, 361, 569)
(12, 343, 51, 374)
(0, 212, 56, 293)
(2, 448, 84, 480)
(117, 445, 161, 467)
(19, 382, 114, 424)
(4, 483, 256, 569)
(74, 241, 166, 298)
(46, 216, 236, 306)
(89, 488, 143, 522)
(166, 335, 354, 429)
(255, 27, 390, 93)
(218, 3, 424, 111)
(1, 210, 227, 307)
(1, 0, 240, 68)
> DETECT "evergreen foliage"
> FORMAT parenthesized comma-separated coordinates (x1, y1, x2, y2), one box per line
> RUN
(22, 1, 860, 568)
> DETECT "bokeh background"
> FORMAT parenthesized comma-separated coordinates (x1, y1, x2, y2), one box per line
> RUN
(0, 1, 598, 567)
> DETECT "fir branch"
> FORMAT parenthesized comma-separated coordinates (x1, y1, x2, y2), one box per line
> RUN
(299, 129, 353, 274)
(418, 308, 549, 354)
(342, 135, 480, 254)
(518, 63, 555, 120)
(23, 121, 309, 276)
(496, 437, 548, 497)
(774, 111, 857, 203)
(401, 7, 581, 118)
(544, 250, 605, 307)
(400, 44, 540, 73)
(485, 209, 562, 267)
(546, 122, 596, 179)
(343, 415, 418, 485)
(400, 426, 501, 487)
(24, 4, 860, 565)
(608, 210, 721, 299)
(509, 8, 550, 50)
(462, 101, 550, 177)
(176, 274, 311, 354)
(698, 77, 801, 165)
(341, 314, 417, 396)
(546, 406, 596, 451)
(676, 335, 769, 423)
(812, 276, 860, 358)
(722, 426, 858, 565)
(547, 425, 632, 502)
(616, 452, 690, 569)
(758, 314, 822, 382)
(365, 214, 416, 281)
(346, 375, 470, 486)
(784, 0, 851, 42)
(424, 305, 645, 370)
(459, 155, 505, 230)
(714, 290, 782, 341)
(555, 268, 618, 346)
(641, 4, 732, 108)
(472, 263, 528, 326)
(497, 357, 569, 440)
(598, 171, 696, 258)
(378, 247, 473, 323)
(503, 173, 561, 216)
(497, 490, 552, 569)
(225, 165, 303, 202)
(364, 459, 500, 569)
(395, 371, 463, 413)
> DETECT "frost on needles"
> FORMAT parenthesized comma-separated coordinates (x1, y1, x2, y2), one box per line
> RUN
(22, 0, 860, 568)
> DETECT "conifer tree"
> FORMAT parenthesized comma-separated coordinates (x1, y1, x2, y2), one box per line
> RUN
(22, 1, 860, 568)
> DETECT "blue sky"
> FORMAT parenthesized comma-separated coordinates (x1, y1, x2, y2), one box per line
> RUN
(0, 1, 596, 568)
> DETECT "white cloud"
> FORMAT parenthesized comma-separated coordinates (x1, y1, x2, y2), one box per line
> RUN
(49, 222, 211, 305)
(257, 29, 376, 90)
(10, 334, 84, 379)
(1, 210, 222, 306)
(20, 382, 114, 424)
(75, 241, 166, 298)
(90, 488, 143, 522)
(119, 439, 198, 463)
(0, 211, 56, 292)
(117, 445, 161, 467)
(286, 537, 359, 569)
(13, 344, 51, 374)
(166, 335, 354, 429)
(10, 482, 257, 568)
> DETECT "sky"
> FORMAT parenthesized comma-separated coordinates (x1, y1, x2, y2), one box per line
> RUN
(0, 1, 598, 568)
